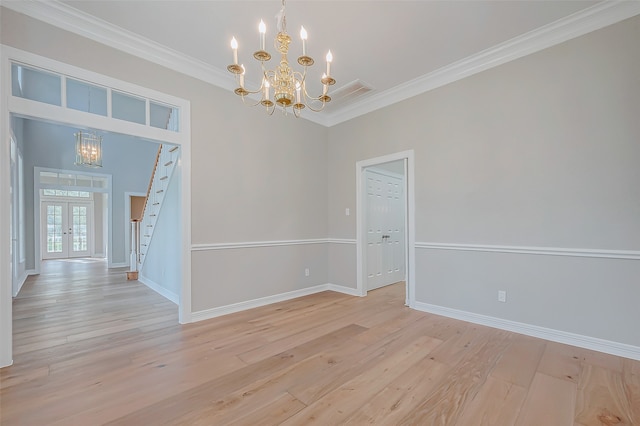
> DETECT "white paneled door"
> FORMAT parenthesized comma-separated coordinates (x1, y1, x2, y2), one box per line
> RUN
(365, 169, 405, 291)
(42, 202, 91, 259)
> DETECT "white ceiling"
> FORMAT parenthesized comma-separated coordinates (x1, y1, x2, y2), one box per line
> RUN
(6, 1, 640, 126)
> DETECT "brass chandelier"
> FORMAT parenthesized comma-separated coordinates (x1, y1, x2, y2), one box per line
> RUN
(227, 0, 335, 117)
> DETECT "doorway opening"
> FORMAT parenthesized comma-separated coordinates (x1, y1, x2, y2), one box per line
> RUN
(356, 150, 415, 307)
(1, 46, 192, 368)
(41, 196, 94, 260)
(35, 168, 111, 265)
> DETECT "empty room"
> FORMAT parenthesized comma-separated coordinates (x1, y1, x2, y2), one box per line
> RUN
(1, 1, 639, 424)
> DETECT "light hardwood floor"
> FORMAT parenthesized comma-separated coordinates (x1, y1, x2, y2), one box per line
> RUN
(1, 259, 638, 425)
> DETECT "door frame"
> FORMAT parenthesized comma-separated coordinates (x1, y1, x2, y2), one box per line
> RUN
(40, 199, 94, 260)
(35, 168, 109, 268)
(1, 46, 193, 368)
(356, 150, 415, 307)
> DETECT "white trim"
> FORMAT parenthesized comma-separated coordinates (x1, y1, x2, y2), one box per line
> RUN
(191, 284, 331, 322)
(191, 239, 329, 251)
(34, 167, 112, 269)
(178, 103, 193, 325)
(1, 47, 193, 368)
(323, 0, 640, 127)
(109, 262, 128, 268)
(138, 275, 179, 305)
(413, 301, 640, 361)
(191, 239, 357, 251)
(416, 242, 640, 261)
(356, 151, 416, 303)
(326, 283, 361, 297)
(1, 1, 234, 93)
(327, 238, 356, 245)
(191, 283, 362, 322)
(12, 270, 30, 298)
(4, 1, 639, 128)
(1, 51, 13, 367)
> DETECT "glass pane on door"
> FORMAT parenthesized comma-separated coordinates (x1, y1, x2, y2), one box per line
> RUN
(46, 205, 63, 253)
(72, 205, 88, 252)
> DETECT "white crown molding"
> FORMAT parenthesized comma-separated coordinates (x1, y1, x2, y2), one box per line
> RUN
(416, 242, 640, 260)
(1, 0, 235, 92)
(323, 0, 640, 127)
(413, 301, 640, 361)
(3, 1, 640, 128)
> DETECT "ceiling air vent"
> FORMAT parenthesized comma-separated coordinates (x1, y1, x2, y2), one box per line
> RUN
(329, 79, 374, 105)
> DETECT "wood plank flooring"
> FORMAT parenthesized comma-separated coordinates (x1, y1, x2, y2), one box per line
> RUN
(1, 259, 638, 425)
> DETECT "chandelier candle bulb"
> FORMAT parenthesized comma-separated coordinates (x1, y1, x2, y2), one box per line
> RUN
(227, 0, 335, 117)
(259, 20, 266, 51)
(231, 37, 238, 64)
(300, 26, 307, 56)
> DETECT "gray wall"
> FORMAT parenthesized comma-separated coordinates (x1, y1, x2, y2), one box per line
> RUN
(1, 7, 329, 312)
(3, 7, 639, 348)
(19, 118, 158, 267)
(327, 15, 640, 346)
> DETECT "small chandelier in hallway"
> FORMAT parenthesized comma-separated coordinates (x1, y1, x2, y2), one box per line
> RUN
(227, 0, 335, 117)
(74, 130, 103, 168)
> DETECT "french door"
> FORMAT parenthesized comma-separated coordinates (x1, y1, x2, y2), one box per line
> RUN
(42, 201, 92, 259)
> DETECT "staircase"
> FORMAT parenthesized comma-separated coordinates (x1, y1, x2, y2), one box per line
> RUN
(129, 144, 180, 275)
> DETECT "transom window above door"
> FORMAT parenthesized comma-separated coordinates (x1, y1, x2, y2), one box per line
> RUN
(42, 189, 91, 198)
(11, 62, 180, 132)
(38, 170, 110, 192)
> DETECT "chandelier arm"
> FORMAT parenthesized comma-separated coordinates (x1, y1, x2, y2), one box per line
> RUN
(227, 0, 334, 118)
(240, 94, 266, 108)
(301, 88, 328, 103)
(304, 101, 327, 113)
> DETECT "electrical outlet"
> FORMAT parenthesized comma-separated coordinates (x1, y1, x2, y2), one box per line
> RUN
(498, 290, 507, 303)
(305, 268, 310, 277)
(345, 208, 350, 216)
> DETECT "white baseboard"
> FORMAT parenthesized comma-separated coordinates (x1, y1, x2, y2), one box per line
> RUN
(326, 283, 362, 297)
(109, 262, 128, 268)
(191, 284, 329, 322)
(12, 270, 35, 297)
(191, 283, 366, 322)
(413, 301, 640, 361)
(138, 275, 179, 305)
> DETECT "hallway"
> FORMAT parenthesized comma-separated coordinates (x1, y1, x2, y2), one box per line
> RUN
(11, 259, 178, 358)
